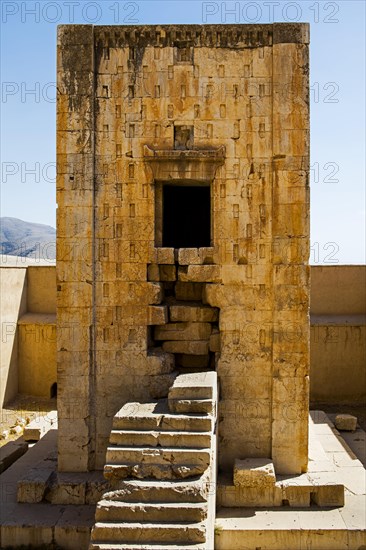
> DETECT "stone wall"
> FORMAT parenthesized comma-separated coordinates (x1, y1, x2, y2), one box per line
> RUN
(2, 263, 363, 409)
(0, 262, 56, 406)
(0, 267, 27, 406)
(310, 265, 366, 404)
(57, 23, 310, 474)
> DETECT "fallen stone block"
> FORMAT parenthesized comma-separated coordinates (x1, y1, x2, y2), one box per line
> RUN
(234, 458, 276, 488)
(10, 425, 23, 435)
(335, 414, 357, 432)
(23, 411, 58, 442)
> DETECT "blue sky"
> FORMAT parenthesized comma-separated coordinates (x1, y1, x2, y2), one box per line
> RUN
(1, 0, 365, 264)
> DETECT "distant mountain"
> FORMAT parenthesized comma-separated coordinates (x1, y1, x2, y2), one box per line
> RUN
(0, 217, 56, 260)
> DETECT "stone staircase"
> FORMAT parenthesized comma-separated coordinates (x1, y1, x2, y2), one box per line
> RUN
(90, 371, 217, 550)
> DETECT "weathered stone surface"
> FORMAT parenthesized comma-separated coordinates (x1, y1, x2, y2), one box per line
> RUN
(23, 412, 58, 442)
(57, 22, 310, 482)
(153, 247, 175, 265)
(209, 328, 220, 352)
(178, 248, 202, 265)
(168, 398, 215, 415)
(103, 472, 211, 503)
(179, 265, 222, 284)
(112, 401, 212, 433)
(159, 265, 177, 282)
(154, 322, 212, 341)
(149, 373, 177, 399)
(104, 461, 208, 482)
(0, 440, 28, 474)
(335, 414, 357, 432)
(148, 264, 176, 282)
(91, 521, 206, 544)
(170, 304, 219, 323)
(233, 458, 276, 488)
(109, 430, 210, 449)
(162, 341, 209, 355)
(175, 354, 210, 368)
(147, 264, 160, 281)
(147, 305, 168, 325)
(146, 350, 175, 375)
(177, 247, 216, 265)
(17, 468, 54, 503)
(175, 282, 204, 301)
(95, 500, 207, 523)
(168, 371, 216, 401)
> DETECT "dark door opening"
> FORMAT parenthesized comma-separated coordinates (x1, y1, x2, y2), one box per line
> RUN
(162, 185, 211, 248)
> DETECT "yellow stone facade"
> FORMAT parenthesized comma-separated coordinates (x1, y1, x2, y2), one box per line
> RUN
(57, 23, 310, 474)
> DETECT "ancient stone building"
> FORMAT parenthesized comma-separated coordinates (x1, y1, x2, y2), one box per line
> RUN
(57, 22, 310, 478)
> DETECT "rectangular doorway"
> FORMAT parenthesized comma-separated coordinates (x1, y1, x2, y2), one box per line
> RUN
(162, 184, 211, 248)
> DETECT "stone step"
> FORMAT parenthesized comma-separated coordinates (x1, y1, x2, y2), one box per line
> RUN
(104, 462, 208, 482)
(168, 372, 216, 401)
(109, 430, 211, 449)
(112, 402, 212, 433)
(95, 500, 207, 523)
(106, 447, 210, 467)
(91, 522, 206, 544)
(101, 474, 211, 503)
(168, 399, 215, 415)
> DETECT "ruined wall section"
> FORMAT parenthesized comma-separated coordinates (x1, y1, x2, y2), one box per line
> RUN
(57, 25, 95, 471)
(57, 24, 309, 474)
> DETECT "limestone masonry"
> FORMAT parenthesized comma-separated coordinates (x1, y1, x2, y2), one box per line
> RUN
(57, 23, 310, 477)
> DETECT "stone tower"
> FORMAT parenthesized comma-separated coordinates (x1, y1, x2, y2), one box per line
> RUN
(57, 23, 310, 476)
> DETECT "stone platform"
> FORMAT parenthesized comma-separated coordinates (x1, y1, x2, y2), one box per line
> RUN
(0, 412, 365, 549)
(216, 411, 366, 550)
(0, 430, 97, 549)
